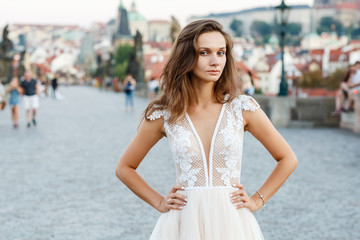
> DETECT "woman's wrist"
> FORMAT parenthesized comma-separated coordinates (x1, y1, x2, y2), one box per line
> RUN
(251, 192, 266, 211)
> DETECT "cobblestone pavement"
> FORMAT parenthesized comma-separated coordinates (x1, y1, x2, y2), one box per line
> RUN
(0, 86, 359, 240)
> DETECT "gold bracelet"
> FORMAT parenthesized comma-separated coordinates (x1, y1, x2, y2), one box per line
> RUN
(256, 190, 266, 211)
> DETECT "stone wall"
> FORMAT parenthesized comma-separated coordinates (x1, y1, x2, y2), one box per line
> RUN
(253, 95, 340, 128)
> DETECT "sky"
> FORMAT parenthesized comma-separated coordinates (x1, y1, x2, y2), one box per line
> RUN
(0, 0, 314, 28)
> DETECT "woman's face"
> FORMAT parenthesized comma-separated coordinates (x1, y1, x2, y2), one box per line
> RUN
(191, 31, 227, 84)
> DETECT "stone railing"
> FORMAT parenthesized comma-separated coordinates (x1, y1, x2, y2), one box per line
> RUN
(253, 95, 340, 128)
(339, 92, 360, 134)
(355, 94, 360, 133)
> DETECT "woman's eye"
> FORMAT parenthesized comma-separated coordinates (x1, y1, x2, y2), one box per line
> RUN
(200, 51, 207, 55)
(218, 51, 225, 56)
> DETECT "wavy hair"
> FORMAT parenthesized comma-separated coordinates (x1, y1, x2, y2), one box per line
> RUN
(144, 19, 239, 123)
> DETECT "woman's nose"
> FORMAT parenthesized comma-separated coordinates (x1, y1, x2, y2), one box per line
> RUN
(210, 54, 220, 66)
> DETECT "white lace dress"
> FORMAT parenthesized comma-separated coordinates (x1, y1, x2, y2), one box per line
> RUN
(147, 95, 264, 240)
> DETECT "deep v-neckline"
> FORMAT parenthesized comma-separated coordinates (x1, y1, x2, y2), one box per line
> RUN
(185, 103, 226, 187)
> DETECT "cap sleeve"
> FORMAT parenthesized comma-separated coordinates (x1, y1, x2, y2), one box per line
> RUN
(147, 109, 165, 121)
(146, 105, 170, 121)
(231, 95, 260, 128)
(240, 95, 260, 111)
(232, 95, 260, 112)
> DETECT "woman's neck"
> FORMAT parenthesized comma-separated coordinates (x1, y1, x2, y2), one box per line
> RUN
(192, 80, 216, 108)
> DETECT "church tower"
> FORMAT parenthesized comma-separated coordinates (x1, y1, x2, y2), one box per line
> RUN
(114, 0, 133, 47)
(116, 0, 131, 36)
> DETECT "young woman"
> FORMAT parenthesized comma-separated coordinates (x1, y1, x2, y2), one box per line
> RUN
(7, 77, 22, 128)
(116, 19, 297, 239)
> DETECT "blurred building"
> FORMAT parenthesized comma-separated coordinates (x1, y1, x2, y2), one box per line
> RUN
(188, 5, 312, 36)
(148, 20, 171, 42)
(314, 0, 360, 28)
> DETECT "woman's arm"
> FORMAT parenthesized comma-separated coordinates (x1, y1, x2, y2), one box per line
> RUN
(242, 107, 298, 211)
(116, 117, 186, 213)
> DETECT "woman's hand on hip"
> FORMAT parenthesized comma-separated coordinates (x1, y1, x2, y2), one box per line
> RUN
(230, 184, 261, 212)
(158, 184, 187, 213)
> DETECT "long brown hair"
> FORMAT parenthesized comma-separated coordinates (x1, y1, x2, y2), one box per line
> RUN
(144, 19, 239, 123)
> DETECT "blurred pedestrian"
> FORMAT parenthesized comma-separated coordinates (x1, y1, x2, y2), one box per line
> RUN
(123, 74, 136, 112)
(21, 71, 40, 128)
(242, 71, 255, 96)
(147, 77, 160, 100)
(40, 75, 48, 97)
(51, 74, 58, 99)
(7, 77, 22, 128)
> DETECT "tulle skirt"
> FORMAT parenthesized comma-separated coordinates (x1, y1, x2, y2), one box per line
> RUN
(149, 188, 264, 240)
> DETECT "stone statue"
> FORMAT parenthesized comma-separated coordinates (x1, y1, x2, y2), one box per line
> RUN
(0, 25, 15, 84)
(170, 16, 181, 43)
(95, 53, 103, 77)
(127, 30, 144, 83)
(17, 50, 26, 78)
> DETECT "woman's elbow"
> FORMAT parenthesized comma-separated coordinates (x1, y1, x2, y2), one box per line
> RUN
(115, 165, 126, 182)
(290, 155, 298, 171)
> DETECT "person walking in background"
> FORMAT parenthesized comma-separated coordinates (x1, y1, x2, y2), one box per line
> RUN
(147, 77, 160, 100)
(40, 75, 49, 97)
(21, 71, 39, 128)
(7, 77, 22, 128)
(123, 74, 136, 112)
(51, 74, 58, 99)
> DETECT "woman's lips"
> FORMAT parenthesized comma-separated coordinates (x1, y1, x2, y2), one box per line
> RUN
(208, 70, 220, 74)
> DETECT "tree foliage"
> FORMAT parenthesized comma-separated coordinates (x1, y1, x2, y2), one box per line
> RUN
(347, 22, 360, 39)
(299, 69, 324, 88)
(230, 19, 243, 37)
(250, 20, 302, 46)
(251, 21, 272, 37)
(325, 68, 348, 90)
(317, 16, 343, 36)
(299, 68, 349, 90)
(114, 44, 133, 81)
(287, 23, 302, 36)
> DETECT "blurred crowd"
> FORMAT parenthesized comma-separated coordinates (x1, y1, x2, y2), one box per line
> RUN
(0, 71, 62, 128)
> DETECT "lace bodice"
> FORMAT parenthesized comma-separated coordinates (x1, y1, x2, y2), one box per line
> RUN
(147, 95, 260, 189)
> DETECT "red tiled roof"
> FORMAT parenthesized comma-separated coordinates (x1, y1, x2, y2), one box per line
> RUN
(350, 40, 360, 44)
(329, 48, 349, 62)
(144, 53, 169, 80)
(265, 53, 278, 69)
(235, 61, 259, 79)
(336, 3, 357, 9)
(35, 63, 51, 75)
(146, 41, 172, 50)
(310, 49, 324, 55)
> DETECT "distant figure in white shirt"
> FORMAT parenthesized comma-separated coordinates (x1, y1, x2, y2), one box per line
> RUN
(147, 77, 160, 100)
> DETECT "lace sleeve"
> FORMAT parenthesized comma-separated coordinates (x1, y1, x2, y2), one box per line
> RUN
(146, 105, 170, 121)
(239, 95, 260, 112)
(232, 95, 260, 112)
(147, 109, 165, 121)
(232, 95, 260, 127)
